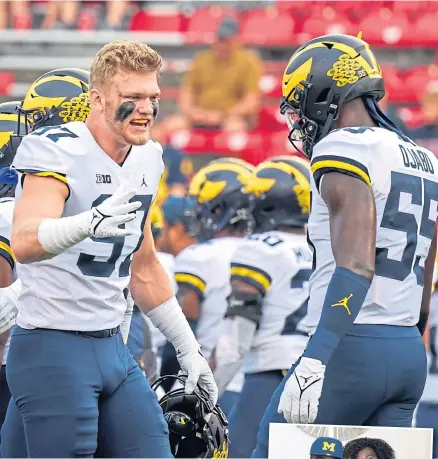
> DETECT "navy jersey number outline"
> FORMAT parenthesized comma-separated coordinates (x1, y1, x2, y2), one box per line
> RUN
(77, 194, 152, 278)
(281, 268, 311, 335)
(376, 171, 438, 286)
(248, 233, 283, 247)
(31, 125, 78, 142)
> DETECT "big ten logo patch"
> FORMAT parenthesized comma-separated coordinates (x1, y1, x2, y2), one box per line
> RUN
(96, 174, 112, 184)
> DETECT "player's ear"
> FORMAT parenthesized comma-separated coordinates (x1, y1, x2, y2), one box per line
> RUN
(89, 88, 104, 112)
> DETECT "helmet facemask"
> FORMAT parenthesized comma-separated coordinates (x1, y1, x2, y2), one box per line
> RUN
(280, 79, 340, 159)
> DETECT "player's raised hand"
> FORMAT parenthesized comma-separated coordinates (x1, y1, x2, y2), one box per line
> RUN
(278, 357, 325, 424)
(87, 182, 141, 238)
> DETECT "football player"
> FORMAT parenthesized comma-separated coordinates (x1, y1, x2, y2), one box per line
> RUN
(213, 156, 312, 457)
(161, 158, 254, 414)
(0, 102, 27, 430)
(252, 33, 437, 457)
(2, 42, 216, 458)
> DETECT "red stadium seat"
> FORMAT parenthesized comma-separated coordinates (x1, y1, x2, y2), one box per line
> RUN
(0, 73, 15, 96)
(13, 14, 31, 30)
(185, 6, 238, 44)
(129, 10, 182, 32)
(301, 11, 356, 40)
(257, 105, 285, 131)
(77, 10, 96, 31)
(397, 105, 426, 129)
(405, 66, 438, 101)
(241, 8, 295, 46)
(380, 65, 406, 103)
(359, 9, 409, 46)
(259, 75, 282, 99)
(412, 13, 438, 46)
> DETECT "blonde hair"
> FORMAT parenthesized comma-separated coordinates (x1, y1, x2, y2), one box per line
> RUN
(90, 40, 163, 89)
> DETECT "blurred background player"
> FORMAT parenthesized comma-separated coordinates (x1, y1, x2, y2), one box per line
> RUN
(213, 156, 312, 457)
(253, 33, 437, 457)
(0, 101, 27, 431)
(144, 195, 197, 376)
(160, 158, 254, 414)
(126, 200, 165, 384)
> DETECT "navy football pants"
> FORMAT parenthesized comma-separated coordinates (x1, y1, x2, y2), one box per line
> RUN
(227, 371, 283, 458)
(251, 324, 427, 458)
(1, 326, 172, 458)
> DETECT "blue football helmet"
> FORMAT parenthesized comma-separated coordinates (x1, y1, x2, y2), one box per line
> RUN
(0, 101, 27, 197)
(243, 156, 311, 232)
(183, 158, 254, 241)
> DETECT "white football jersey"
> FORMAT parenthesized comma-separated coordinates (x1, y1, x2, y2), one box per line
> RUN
(420, 291, 438, 403)
(13, 122, 164, 331)
(302, 127, 438, 332)
(174, 236, 244, 392)
(230, 230, 311, 373)
(0, 197, 16, 365)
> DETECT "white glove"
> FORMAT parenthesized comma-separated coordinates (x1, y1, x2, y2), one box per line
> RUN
(146, 297, 218, 407)
(0, 279, 21, 334)
(177, 349, 218, 406)
(278, 357, 326, 424)
(87, 184, 141, 238)
(121, 290, 134, 344)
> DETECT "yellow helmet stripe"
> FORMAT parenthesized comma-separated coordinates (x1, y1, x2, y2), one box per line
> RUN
(0, 132, 13, 149)
(283, 57, 313, 97)
(285, 41, 381, 87)
(254, 160, 310, 191)
(34, 75, 88, 91)
(188, 162, 253, 200)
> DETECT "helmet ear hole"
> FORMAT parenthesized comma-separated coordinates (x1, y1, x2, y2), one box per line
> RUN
(316, 88, 330, 104)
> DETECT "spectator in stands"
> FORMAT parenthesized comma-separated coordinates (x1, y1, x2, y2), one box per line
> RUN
(168, 16, 263, 133)
(0, 1, 30, 29)
(410, 81, 438, 156)
(42, 0, 129, 30)
(152, 122, 192, 204)
(411, 81, 438, 139)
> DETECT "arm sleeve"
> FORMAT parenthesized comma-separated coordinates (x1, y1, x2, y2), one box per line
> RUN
(310, 128, 373, 193)
(214, 315, 257, 397)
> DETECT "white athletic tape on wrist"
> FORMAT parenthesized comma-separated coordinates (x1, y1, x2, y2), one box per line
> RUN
(38, 212, 91, 255)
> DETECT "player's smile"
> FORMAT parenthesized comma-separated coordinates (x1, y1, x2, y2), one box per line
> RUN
(129, 118, 151, 132)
